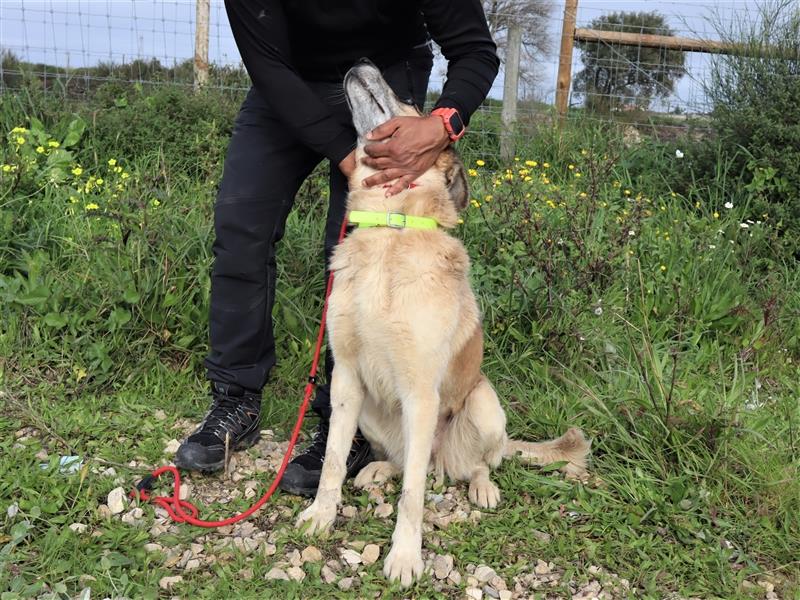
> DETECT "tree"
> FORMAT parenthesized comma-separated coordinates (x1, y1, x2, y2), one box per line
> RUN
(483, 0, 553, 97)
(573, 11, 686, 112)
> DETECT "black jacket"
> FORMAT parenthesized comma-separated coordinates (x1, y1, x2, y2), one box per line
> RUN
(225, 0, 500, 164)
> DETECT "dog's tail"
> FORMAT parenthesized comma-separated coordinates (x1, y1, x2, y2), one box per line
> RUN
(504, 427, 591, 479)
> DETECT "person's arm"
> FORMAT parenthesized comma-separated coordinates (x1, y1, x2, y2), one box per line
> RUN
(423, 0, 501, 124)
(225, 0, 355, 168)
(362, 0, 499, 194)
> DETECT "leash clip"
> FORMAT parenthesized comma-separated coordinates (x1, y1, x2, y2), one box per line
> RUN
(130, 473, 156, 501)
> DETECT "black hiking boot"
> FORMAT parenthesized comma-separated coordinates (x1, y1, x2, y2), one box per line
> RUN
(278, 419, 373, 497)
(175, 382, 261, 472)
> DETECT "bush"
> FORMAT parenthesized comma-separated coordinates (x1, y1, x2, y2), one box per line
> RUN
(705, 1, 800, 254)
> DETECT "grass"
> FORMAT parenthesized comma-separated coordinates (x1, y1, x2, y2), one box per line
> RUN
(1, 81, 799, 599)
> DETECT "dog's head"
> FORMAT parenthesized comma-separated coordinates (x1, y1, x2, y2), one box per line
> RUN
(344, 60, 470, 215)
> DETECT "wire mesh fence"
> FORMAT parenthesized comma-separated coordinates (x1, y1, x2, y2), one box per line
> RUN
(0, 1, 769, 146)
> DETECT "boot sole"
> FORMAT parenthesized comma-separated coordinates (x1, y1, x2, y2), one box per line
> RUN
(174, 429, 261, 473)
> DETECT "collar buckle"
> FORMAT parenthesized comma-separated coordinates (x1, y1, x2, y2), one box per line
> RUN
(386, 211, 407, 229)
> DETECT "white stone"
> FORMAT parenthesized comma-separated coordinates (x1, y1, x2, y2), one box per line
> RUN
(321, 565, 337, 584)
(107, 487, 127, 515)
(69, 523, 87, 533)
(341, 505, 358, 518)
(337, 577, 354, 591)
(433, 554, 454, 579)
(361, 544, 380, 566)
(465, 588, 483, 600)
(474, 565, 497, 583)
(158, 575, 183, 590)
(374, 503, 393, 518)
(340, 548, 362, 565)
(301, 545, 323, 563)
(265, 567, 289, 581)
(163, 439, 181, 454)
(287, 566, 306, 581)
(534, 559, 551, 575)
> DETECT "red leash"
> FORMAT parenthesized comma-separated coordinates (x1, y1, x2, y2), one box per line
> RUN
(131, 218, 348, 527)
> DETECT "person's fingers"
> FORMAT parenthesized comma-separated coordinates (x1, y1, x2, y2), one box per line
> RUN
(361, 156, 393, 170)
(365, 118, 402, 141)
(362, 168, 406, 188)
(363, 140, 395, 158)
(384, 174, 417, 197)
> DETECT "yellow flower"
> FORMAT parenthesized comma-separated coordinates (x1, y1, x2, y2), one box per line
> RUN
(713, 211, 719, 219)
(457, 218, 464, 224)
(15, 136, 25, 145)
(468, 169, 478, 177)
(581, 149, 588, 156)
(484, 195, 493, 202)
(523, 176, 532, 182)
(524, 160, 537, 167)
(74, 366, 87, 381)
(72, 167, 83, 176)
(96, 178, 104, 185)
(48, 140, 60, 148)
(543, 162, 550, 168)
(108, 158, 117, 166)
(114, 166, 123, 173)
(69, 196, 78, 203)
(121, 172, 129, 179)
(2, 164, 12, 172)
(695, 201, 701, 208)
(624, 189, 631, 196)
(579, 192, 587, 198)
(85, 203, 99, 210)
(151, 198, 161, 207)
(660, 265, 667, 272)
(568, 164, 575, 170)
(475, 159, 485, 167)
(574, 172, 582, 178)
(36, 146, 45, 154)
(11, 126, 28, 134)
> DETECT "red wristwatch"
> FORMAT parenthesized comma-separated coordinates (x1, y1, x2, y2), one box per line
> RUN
(431, 107, 466, 142)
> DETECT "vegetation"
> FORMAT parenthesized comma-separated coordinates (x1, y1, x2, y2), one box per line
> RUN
(573, 12, 687, 112)
(1, 66, 799, 599)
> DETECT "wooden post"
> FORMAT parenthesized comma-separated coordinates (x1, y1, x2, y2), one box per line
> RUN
(194, 0, 210, 90)
(556, 0, 579, 122)
(500, 21, 522, 163)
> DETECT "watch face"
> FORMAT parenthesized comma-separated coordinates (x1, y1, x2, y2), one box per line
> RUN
(449, 111, 465, 135)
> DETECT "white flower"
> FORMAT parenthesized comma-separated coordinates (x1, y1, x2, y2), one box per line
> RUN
(593, 306, 603, 316)
(628, 230, 635, 236)
(724, 201, 734, 209)
(709, 244, 716, 249)
(675, 149, 684, 158)
(740, 223, 749, 229)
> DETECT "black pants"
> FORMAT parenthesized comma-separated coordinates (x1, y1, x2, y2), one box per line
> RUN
(204, 58, 432, 418)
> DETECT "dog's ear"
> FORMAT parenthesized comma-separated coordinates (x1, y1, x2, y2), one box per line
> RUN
(442, 151, 470, 211)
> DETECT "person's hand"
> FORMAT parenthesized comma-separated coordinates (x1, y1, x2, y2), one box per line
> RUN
(338, 150, 357, 178)
(361, 115, 451, 196)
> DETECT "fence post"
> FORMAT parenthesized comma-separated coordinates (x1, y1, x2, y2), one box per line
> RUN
(194, 0, 210, 90)
(500, 21, 522, 163)
(556, 0, 579, 122)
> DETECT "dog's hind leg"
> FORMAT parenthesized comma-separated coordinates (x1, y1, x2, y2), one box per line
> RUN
(296, 361, 365, 535)
(437, 376, 507, 509)
(354, 461, 400, 489)
(383, 383, 440, 587)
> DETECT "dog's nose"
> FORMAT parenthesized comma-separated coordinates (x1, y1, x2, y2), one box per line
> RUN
(356, 57, 376, 67)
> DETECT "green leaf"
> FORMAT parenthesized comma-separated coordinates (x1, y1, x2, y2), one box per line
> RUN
(14, 286, 49, 306)
(123, 285, 141, 304)
(44, 312, 68, 329)
(62, 117, 87, 148)
(108, 307, 131, 328)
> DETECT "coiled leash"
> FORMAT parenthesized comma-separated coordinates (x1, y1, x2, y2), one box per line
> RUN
(130, 218, 348, 528)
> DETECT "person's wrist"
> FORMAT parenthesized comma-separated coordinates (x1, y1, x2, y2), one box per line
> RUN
(425, 115, 451, 147)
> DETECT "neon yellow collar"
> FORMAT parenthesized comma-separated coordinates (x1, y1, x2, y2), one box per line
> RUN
(348, 210, 438, 230)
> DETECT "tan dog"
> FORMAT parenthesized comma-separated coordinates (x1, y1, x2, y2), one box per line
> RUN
(296, 62, 591, 587)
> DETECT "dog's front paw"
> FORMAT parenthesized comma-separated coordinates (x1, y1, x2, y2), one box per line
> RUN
(383, 543, 424, 587)
(468, 478, 501, 509)
(296, 501, 336, 536)
(354, 461, 398, 489)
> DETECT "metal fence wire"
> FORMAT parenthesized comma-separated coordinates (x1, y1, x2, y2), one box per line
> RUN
(0, 1, 771, 142)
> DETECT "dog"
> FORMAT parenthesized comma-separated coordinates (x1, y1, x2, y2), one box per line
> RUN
(296, 62, 591, 587)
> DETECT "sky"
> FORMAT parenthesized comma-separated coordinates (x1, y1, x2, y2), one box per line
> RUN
(0, 0, 753, 112)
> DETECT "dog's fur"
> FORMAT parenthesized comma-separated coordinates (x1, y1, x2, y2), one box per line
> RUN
(296, 63, 591, 587)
